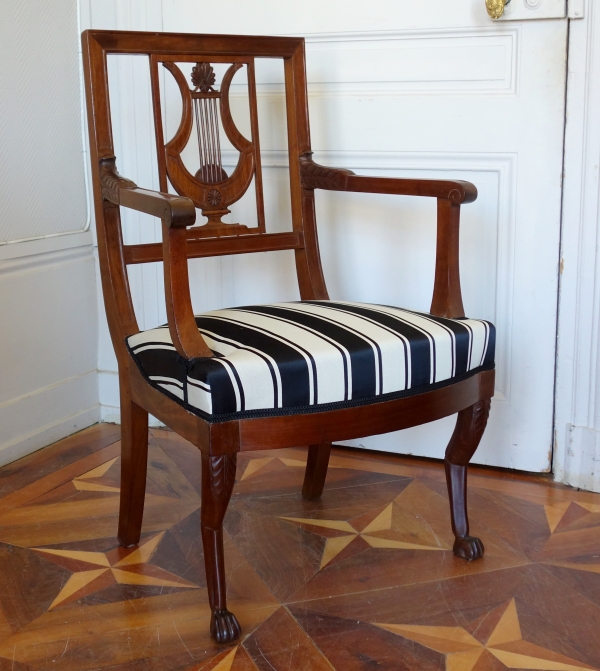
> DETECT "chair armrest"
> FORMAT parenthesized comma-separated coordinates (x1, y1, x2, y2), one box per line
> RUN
(99, 157, 212, 359)
(99, 156, 196, 228)
(299, 153, 477, 204)
(299, 152, 474, 319)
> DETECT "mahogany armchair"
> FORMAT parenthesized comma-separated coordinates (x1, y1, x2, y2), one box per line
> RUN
(82, 30, 495, 644)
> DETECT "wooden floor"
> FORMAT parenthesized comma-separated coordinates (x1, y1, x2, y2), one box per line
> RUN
(0, 426, 598, 670)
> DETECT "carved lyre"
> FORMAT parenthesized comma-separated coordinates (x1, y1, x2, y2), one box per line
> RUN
(150, 56, 265, 238)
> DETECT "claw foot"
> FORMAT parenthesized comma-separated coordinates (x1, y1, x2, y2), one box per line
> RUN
(211, 609, 241, 643)
(453, 535, 484, 561)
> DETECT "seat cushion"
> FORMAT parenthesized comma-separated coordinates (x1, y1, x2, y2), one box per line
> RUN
(127, 300, 495, 422)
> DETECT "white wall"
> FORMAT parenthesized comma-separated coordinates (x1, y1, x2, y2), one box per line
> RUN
(555, 0, 600, 492)
(0, 1, 99, 464)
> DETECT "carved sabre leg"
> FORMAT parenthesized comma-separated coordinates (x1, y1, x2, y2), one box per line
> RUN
(444, 399, 491, 561)
(201, 453, 240, 643)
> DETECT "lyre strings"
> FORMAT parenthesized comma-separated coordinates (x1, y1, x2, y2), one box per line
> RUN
(191, 62, 227, 185)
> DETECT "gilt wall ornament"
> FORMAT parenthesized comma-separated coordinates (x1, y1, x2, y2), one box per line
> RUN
(485, 0, 507, 19)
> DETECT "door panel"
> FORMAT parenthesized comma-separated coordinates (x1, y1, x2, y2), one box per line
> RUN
(159, 1, 567, 471)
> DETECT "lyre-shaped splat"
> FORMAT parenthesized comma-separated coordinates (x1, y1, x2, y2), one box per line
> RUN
(151, 56, 265, 238)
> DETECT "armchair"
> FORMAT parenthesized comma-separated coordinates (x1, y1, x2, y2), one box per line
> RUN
(82, 29, 495, 644)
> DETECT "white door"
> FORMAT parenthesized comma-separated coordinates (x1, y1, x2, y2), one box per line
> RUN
(90, 0, 568, 472)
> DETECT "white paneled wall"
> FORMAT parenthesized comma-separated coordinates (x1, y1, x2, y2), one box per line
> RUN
(84, 0, 569, 477)
(0, 0, 99, 464)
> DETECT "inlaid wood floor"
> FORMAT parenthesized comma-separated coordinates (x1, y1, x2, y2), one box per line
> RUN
(0, 425, 599, 670)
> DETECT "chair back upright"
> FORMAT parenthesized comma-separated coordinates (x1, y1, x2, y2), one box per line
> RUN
(82, 30, 328, 364)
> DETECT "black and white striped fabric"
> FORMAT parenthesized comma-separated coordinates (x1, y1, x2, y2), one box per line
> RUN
(127, 301, 495, 422)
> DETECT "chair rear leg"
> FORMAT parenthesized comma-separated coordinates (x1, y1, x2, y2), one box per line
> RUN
(118, 385, 149, 548)
(302, 442, 332, 500)
(201, 453, 241, 644)
(444, 399, 491, 561)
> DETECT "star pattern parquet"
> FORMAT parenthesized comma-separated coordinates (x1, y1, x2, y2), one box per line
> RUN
(0, 424, 599, 669)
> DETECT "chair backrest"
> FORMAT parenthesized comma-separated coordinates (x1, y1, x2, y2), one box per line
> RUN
(82, 30, 328, 361)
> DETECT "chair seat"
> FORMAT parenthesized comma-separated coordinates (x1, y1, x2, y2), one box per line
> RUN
(127, 300, 495, 422)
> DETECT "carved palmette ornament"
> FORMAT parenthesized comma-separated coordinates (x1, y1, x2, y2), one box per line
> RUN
(161, 59, 261, 235)
(191, 62, 216, 92)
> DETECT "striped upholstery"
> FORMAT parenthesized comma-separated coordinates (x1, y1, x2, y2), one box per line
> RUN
(127, 301, 495, 422)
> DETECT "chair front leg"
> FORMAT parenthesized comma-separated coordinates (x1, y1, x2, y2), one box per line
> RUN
(201, 453, 241, 643)
(444, 399, 491, 561)
(302, 442, 332, 500)
(118, 384, 149, 548)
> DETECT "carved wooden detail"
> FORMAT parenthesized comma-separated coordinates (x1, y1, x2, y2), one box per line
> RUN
(191, 62, 216, 92)
(444, 399, 492, 561)
(151, 58, 266, 238)
(201, 453, 238, 530)
(446, 399, 491, 467)
(299, 152, 356, 191)
(207, 188, 222, 206)
(201, 452, 240, 643)
(99, 156, 137, 204)
(447, 188, 465, 205)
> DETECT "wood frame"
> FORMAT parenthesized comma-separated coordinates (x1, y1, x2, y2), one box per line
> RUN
(82, 29, 495, 644)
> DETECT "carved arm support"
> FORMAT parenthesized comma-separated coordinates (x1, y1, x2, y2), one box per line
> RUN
(99, 157, 213, 359)
(100, 157, 196, 228)
(299, 153, 476, 318)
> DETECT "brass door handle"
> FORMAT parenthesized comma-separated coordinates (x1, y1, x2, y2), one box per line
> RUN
(485, 0, 510, 19)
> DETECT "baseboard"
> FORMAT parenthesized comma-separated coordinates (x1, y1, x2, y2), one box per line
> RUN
(0, 370, 100, 467)
(100, 403, 164, 428)
(560, 425, 600, 493)
(99, 370, 164, 427)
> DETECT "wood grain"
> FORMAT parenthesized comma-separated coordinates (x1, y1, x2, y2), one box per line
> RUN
(0, 429, 598, 669)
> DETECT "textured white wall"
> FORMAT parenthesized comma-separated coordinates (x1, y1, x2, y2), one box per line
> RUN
(0, 1, 99, 464)
(0, 1, 88, 243)
(555, 0, 600, 492)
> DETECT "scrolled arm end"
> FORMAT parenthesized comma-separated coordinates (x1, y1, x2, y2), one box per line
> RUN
(448, 181, 478, 205)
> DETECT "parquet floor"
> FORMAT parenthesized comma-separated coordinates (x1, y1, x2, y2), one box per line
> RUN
(0, 426, 599, 670)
